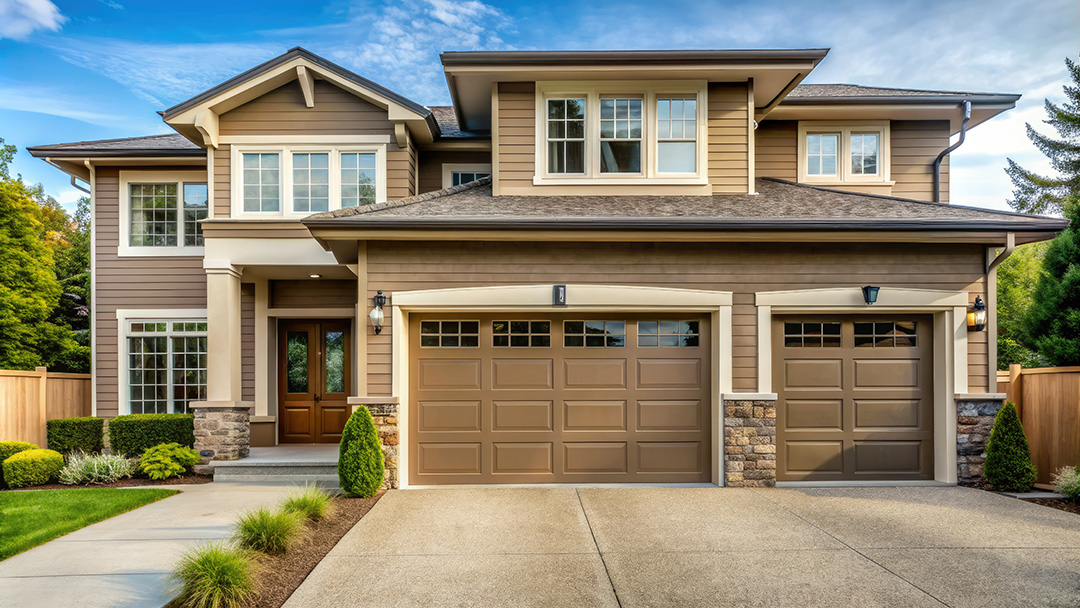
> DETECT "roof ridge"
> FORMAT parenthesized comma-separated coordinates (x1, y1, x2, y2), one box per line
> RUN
(305, 176, 493, 220)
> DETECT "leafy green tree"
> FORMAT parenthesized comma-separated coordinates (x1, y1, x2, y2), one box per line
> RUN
(1006, 54, 1080, 215)
(48, 197, 91, 372)
(996, 242, 1049, 369)
(1024, 195, 1080, 365)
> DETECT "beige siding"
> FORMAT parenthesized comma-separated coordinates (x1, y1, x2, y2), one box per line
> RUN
(418, 150, 492, 193)
(94, 167, 208, 417)
(496, 82, 536, 195)
(213, 145, 231, 217)
(241, 283, 255, 402)
(707, 82, 750, 194)
(269, 280, 357, 309)
(364, 241, 990, 396)
(755, 121, 797, 180)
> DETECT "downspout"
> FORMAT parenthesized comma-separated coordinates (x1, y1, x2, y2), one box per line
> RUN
(934, 100, 971, 203)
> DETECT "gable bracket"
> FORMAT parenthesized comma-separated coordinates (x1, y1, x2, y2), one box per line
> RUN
(194, 110, 219, 149)
(394, 123, 409, 149)
(296, 65, 316, 108)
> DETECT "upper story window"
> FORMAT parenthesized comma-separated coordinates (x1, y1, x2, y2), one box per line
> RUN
(797, 122, 890, 184)
(536, 82, 708, 185)
(451, 171, 491, 186)
(442, 163, 493, 189)
(231, 145, 386, 218)
(120, 171, 207, 257)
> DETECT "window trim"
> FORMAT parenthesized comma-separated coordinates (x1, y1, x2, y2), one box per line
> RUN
(796, 121, 892, 185)
(115, 308, 207, 415)
(441, 163, 493, 189)
(118, 171, 207, 258)
(230, 144, 387, 218)
(533, 81, 709, 186)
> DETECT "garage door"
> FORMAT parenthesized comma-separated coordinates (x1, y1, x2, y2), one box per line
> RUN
(409, 314, 711, 485)
(774, 316, 934, 481)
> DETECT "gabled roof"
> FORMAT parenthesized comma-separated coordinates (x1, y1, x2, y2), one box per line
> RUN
(428, 106, 488, 139)
(27, 133, 204, 158)
(304, 176, 1067, 235)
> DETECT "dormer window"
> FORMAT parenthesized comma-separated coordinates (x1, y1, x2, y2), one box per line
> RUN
(797, 122, 891, 185)
(535, 82, 708, 185)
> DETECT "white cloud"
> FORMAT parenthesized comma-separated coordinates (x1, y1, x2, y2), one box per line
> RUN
(0, 84, 135, 128)
(0, 0, 65, 39)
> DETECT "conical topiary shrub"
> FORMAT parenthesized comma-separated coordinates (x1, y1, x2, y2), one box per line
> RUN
(338, 406, 385, 497)
(983, 401, 1037, 492)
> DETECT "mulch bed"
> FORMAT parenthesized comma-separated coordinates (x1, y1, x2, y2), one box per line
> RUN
(3, 474, 213, 492)
(961, 480, 1079, 516)
(249, 492, 383, 608)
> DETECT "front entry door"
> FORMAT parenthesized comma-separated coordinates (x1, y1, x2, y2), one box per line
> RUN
(279, 320, 351, 444)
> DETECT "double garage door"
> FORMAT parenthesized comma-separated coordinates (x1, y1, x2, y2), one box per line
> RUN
(409, 314, 711, 485)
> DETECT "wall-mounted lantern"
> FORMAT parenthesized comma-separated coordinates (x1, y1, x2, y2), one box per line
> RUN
(369, 290, 386, 335)
(967, 295, 987, 332)
(861, 285, 880, 306)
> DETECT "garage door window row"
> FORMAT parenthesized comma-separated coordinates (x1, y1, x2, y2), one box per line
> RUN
(855, 321, 917, 348)
(421, 319, 702, 349)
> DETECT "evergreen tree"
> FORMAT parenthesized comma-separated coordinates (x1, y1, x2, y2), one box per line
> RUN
(1024, 194, 1080, 365)
(996, 242, 1049, 369)
(337, 406, 385, 498)
(984, 402, 1037, 492)
(1005, 55, 1080, 215)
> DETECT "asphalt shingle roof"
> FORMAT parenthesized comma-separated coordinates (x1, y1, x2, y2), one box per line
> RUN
(428, 105, 488, 138)
(27, 133, 203, 157)
(786, 84, 1014, 100)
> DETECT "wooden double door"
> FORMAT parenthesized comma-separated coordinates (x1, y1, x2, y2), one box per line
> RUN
(279, 320, 351, 444)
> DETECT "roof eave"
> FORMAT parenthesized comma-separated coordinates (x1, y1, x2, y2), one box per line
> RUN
(26, 147, 205, 159)
(440, 48, 831, 67)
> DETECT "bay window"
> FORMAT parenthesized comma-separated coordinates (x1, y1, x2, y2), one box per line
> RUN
(798, 122, 890, 184)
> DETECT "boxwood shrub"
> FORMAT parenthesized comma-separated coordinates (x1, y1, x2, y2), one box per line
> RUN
(47, 416, 105, 454)
(109, 413, 196, 457)
(0, 441, 38, 487)
(3, 448, 65, 488)
(338, 406, 384, 497)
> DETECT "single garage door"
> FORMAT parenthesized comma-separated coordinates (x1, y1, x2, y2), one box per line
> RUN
(409, 314, 711, 485)
(774, 316, 934, 481)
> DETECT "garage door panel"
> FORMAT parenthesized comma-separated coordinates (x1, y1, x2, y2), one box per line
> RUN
(564, 359, 626, 389)
(418, 359, 482, 390)
(418, 401, 482, 432)
(492, 400, 553, 431)
(853, 441, 924, 474)
(854, 399, 921, 430)
(785, 399, 843, 430)
(638, 400, 702, 431)
(564, 400, 626, 431)
(638, 442, 703, 473)
(418, 443, 482, 475)
(564, 442, 628, 473)
(785, 441, 844, 474)
(492, 359, 553, 390)
(783, 359, 842, 389)
(854, 359, 919, 388)
(493, 443, 553, 475)
(637, 359, 701, 389)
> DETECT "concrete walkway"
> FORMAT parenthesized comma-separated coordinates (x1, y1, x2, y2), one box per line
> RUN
(0, 483, 293, 608)
(287, 486, 1080, 608)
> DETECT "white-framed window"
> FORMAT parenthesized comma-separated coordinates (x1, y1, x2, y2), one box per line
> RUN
(441, 163, 493, 189)
(119, 171, 208, 257)
(534, 81, 708, 185)
(797, 122, 891, 184)
(123, 317, 208, 414)
(231, 144, 387, 217)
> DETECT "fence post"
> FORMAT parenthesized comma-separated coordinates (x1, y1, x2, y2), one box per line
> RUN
(1007, 363, 1023, 418)
(35, 366, 48, 447)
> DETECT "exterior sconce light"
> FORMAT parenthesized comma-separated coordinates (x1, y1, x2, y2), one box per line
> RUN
(861, 285, 880, 306)
(968, 295, 987, 332)
(369, 290, 386, 335)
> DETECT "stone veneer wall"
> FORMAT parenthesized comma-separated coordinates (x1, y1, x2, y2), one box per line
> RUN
(724, 399, 777, 487)
(191, 405, 250, 473)
(361, 403, 400, 490)
(956, 399, 1005, 484)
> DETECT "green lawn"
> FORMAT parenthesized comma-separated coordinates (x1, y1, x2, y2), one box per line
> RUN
(0, 488, 178, 560)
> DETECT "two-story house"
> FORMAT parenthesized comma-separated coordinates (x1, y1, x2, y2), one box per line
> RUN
(29, 47, 1066, 488)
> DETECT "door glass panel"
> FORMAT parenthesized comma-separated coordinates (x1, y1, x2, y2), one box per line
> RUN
(286, 331, 308, 393)
(325, 331, 345, 394)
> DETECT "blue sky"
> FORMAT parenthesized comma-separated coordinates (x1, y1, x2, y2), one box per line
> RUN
(1, 0, 1077, 212)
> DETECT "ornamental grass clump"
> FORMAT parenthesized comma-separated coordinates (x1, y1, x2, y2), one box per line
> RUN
(338, 405, 384, 498)
(1052, 467, 1080, 501)
(984, 401, 1037, 492)
(171, 543, 257, 608)
(59, 451, 136, 485)
(281, 483, 334, 522)
(233, 507, 305, 556)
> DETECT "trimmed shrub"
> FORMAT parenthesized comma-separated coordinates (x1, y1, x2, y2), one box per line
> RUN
(139, 442, 201, 480)
(233, 507, 304, 556)
(47, 417, 104, 454)
(59, 451, 136, 485)
(1052, 466, 1080, 501)
(984, 401, 1038, 492)
(0, 441, 37, 487)
(338, 406, 384, 498)
(171, 543, 257, 608)
(109, 413, 195, 456)
(2, 448, 65, 488)
(281, 483, 334, 522)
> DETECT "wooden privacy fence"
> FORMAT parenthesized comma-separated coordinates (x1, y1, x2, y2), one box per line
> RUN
(997, 364, 1080, 485)
(0, 367, 92, 448)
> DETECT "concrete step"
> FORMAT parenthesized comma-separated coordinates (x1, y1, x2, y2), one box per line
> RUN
(212, 473, 341, 489)
(214, 464, 338, 477)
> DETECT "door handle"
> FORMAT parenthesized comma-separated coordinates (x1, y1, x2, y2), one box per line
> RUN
(314, 394, 321, 403)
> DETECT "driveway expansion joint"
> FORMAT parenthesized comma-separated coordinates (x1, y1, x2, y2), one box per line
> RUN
(576, 488, 624, 608)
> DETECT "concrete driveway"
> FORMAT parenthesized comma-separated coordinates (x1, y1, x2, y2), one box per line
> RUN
(287, 486, 1080, 608)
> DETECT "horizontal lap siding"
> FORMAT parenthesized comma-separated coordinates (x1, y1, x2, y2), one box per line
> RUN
(241, 284, 255, 402)
(365, 241, 990, 396)
(708, 83, 749, 194)
(213, 145, 231, 217)
(270, 280, 357, 308)
(417, 150, 492, 193)
(892, 120, 950, 202)
(95, 167, 208, 417)
(755, 121, 797, 180)
(496, 82, 536, 194)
